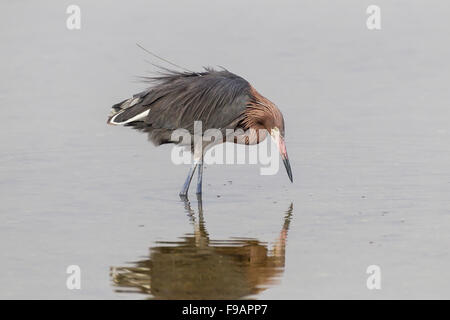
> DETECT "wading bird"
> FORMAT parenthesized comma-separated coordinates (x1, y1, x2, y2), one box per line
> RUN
(107, 66, 293, 196)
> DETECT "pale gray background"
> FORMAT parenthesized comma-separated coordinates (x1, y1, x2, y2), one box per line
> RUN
(1, 0, 449, 299)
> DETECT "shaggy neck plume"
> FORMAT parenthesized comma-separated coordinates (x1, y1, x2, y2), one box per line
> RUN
(242, 86, 284, 135)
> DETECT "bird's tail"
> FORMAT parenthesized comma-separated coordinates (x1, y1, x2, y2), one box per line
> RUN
(107, 92, 150, 126)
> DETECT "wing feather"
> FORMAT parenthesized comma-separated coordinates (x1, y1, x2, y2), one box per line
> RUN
(108, 68, 251, 145)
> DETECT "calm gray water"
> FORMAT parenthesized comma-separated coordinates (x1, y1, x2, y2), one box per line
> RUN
(1, 0, 450, 299)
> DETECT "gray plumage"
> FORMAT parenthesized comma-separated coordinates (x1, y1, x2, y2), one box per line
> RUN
(108, 68, 251, 146)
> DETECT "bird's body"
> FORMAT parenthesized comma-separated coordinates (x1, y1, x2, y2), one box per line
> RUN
(108, 67, 292, 196)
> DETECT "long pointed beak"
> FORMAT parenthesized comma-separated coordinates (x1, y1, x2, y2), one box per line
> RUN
(278, 137, 293, 183)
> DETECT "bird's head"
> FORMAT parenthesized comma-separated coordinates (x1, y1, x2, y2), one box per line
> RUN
(246, 86, 293, 183)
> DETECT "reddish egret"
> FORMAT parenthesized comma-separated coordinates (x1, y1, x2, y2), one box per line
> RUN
(107, 67, 292, 196)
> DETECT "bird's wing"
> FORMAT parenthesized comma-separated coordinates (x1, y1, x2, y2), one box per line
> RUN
(141, 69, 251, 132)
(107, 69, 251, 145)
(107, 89, 153, 125)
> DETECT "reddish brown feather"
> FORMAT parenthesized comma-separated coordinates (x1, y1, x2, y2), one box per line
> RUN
(241, 86, 285, 143)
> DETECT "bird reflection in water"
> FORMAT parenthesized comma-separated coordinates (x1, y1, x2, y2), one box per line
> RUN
(110, 196, 293, 299)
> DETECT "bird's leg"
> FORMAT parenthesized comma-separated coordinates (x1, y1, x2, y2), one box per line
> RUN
(179, 162, 198, 197)
(196, 157, 203, 195)
(181, 135, 203, 197)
